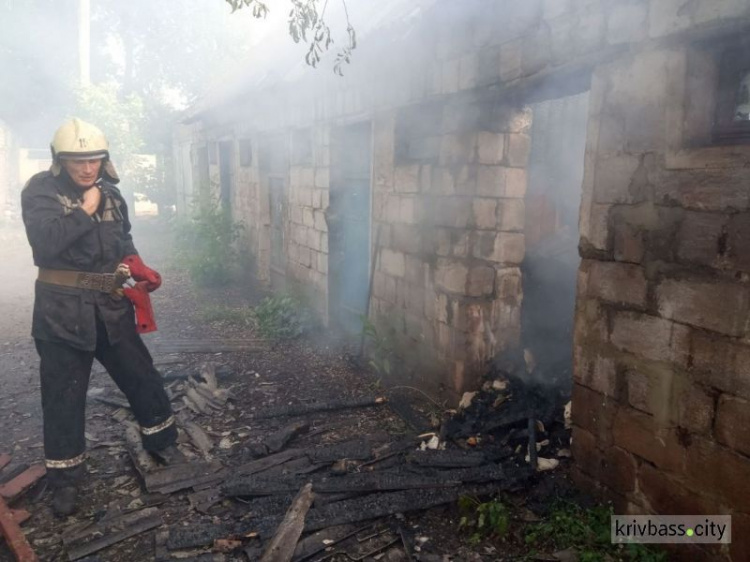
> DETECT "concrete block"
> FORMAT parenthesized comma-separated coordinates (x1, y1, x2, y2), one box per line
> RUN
(611, 311, 690, 367)
(439, 134, 476, 166)
(467, 266, 496, 297)
(476, 166, 506, 197)
(676, 211, 728, 267)
(504, 168, 527, 198)
(657, 278, 750, 336)
(505, 134, 531, 168)
(435, 198, 472, 228)
(302, 207, 315, 228)
(584, 259, 647, 307)
(381, 248, 406, 278)
(453, 230, 471, 258)
(716, 394, 750, 457)
(435, 258, 469, 294)
(499, 39, 522, 82)
(394, 164, 421, 193)
(314, 167, 330, 188)
(314, 210, 327, 232)
(477, 132, 505, 165)
(498, 198, 525, 232)
(473, 198, 498, 229)
(459, 53, 478, 90)
(594, 153, 643, 204)
(693, 324, 750, 387)
(473, 231, 525, 264)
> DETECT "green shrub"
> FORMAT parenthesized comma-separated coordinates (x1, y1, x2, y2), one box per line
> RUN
(459, 496, 511, 545)
(253, 294, 312, 340)
(173, 192, 243, 286)
(360, 315, 397, 377)
(524, 501, 667, 562)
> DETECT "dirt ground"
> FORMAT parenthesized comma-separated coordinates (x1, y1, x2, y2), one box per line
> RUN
(0, 218, 582, 562)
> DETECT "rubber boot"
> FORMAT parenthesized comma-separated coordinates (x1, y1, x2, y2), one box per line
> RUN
(52, 486, 79, 517)
(151, 444, 187, 466)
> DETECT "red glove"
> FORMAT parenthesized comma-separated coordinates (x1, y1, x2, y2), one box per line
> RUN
(123, 281, 157, 334)
(122, 254, 161, 292)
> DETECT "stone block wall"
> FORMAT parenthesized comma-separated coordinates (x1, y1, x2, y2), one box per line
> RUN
(368, 99, 531, 396)
(285, 126, 330, 318)
(574, 17, 750, 559)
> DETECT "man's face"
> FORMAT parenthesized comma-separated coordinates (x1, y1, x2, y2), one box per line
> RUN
(61, 158, 103, 189)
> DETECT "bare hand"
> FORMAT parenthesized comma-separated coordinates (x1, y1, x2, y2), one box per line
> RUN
(81, 186, 102, 216)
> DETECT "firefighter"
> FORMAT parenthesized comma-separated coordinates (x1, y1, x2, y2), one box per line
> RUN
(21, 118, 182, 516)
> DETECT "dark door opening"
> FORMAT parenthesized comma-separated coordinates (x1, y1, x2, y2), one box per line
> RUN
(522, 91, 590, 389)
(260, 134, 288, 289)
(219, 141, 234, 214)
(329, 122, 372, 334)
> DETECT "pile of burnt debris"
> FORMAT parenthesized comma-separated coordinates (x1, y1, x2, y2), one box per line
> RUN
(1, 358, 572, 562)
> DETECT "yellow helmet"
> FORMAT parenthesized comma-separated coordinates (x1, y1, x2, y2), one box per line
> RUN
(50, 118, 119, 181)
(50, 118, 109, 161)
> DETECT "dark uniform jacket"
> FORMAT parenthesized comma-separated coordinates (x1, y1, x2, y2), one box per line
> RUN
(21, 171, 139, 351)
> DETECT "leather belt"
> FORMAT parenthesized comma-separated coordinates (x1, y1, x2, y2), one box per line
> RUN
(38, 268, 121, 294)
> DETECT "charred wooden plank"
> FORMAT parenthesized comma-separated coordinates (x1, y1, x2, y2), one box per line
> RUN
(0, 495, 38, 562)
(66, 507, 162, 561)
(312, 472, 460, 494)
(235, 450, 306, 477)
(149, 461, 223, 495)
(387, 396, 433, 433)
(307, 439, 371, 463)
(187, 488, 224, 514)
(264, 422, 310, 455)
(249, 397, 386, 420)
(259, 483, 314, 562)
(406, 450, 487, 468)
(0, 454, 11, 471)
(291, 524, 363, 561)
(304, 474, 529, 533)
(167, 522, 265, 551)
(223, 475, 304, 498)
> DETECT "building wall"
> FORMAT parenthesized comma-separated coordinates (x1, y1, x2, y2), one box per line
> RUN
(176, 3, 750, 558)
(573, 14, 750, 561)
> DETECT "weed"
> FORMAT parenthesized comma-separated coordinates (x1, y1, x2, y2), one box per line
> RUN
(459, 496, 511, 545)
(524, 500, 667, 562)
(173, 192, 244, 287)
(360, 316, 397, 377)
(254, 294, 313, 340)
(198, 304, 254, 326)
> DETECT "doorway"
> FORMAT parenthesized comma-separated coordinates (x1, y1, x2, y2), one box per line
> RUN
(328, 122, 372, 334)
(522, 91, 590, 389)
(260, 134, 288, 289)
(218, 141, 234, 214)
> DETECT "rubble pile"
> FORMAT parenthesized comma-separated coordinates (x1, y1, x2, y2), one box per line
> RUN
(1, 356, 573, 562)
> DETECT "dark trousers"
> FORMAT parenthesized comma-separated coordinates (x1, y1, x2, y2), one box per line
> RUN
(36, 315, 177, 487)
